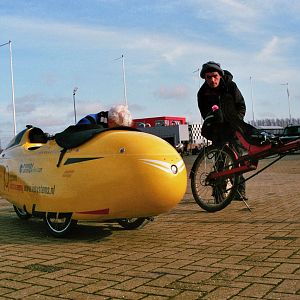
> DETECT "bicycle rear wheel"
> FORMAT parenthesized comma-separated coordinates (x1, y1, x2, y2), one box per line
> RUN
(191, 145, 239, 212)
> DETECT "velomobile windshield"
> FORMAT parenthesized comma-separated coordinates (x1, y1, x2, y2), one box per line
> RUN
(6, 129, 27, 149)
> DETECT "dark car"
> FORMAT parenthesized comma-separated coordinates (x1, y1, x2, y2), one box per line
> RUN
(281, 125, 300, 142)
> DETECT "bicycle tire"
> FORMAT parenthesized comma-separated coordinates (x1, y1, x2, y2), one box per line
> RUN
(191, 145, 239, 212)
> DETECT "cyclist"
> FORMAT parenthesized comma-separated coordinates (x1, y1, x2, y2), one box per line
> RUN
(197, 61, 247, 200)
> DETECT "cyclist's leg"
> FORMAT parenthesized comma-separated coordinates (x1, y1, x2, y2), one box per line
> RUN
(230, 138, 248, 200)
(211, 138, 230, 201)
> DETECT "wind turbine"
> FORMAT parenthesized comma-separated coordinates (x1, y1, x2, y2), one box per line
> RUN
(280, 82, 291, 124)
(114, 54, 128, 106)
(250, 76, 255, 125)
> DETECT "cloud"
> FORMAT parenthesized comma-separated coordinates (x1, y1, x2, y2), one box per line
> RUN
(190, 0, 300, 39)
(1, 14, 233, 67)
(128, 103, 147, 113)
(212, 0, 258, 21)
(256, 36, 281, 61)
(0, 15, 122, 52)
(256, 36, 296, 62)
(8, 94, 71, 132)
(41, 73, 59, 87)
(76, 101, 106, 117)
(154, 85, 189, 100)
(0, 13, 252, 70)
(0, 15, 192, 72)
(191, 0, 259, 36)
(14, 94, 39, 113)
(161, 46, 188, 64)
(1, 3, 299, 124)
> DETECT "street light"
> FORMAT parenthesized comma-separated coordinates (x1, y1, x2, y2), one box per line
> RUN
(73, 87, 78, 124)
(280, 82, 291, 124)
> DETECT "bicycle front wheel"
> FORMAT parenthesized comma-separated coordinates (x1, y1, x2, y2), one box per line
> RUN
(191, 145, 239, 212)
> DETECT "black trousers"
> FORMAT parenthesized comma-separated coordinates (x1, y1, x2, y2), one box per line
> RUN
(212, 135, 246, 196)
(230, 139, 246, 195)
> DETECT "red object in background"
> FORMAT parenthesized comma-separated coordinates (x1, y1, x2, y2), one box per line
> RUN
(133, 116, 186, 128)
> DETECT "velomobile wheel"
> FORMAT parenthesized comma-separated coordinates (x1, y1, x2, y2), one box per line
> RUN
(191, 145, 239, 212)
(117, 218, 147, 230)
(44, 212, 77, 237)
(13, 205, 32, 220)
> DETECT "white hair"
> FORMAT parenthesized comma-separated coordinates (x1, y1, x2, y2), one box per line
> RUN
(108, 104, 132, 127)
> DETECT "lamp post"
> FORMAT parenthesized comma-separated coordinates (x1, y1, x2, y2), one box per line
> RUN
(73, 87, 78, 124)
(0, 40, 16, 136)
(280, 82, 291, 124)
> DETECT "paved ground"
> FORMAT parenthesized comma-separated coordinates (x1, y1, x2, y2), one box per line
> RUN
(0, 154, 299, 299)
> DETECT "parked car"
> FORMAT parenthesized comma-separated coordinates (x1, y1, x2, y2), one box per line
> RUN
(281, 125, 300, 142)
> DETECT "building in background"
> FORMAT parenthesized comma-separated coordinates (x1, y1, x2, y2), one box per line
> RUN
(133, 116, 206, 154)
(133, 116, 186, 128)
(257, 125, 284, 135)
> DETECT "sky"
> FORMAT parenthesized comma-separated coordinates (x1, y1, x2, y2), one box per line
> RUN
(0, 0, 300, 146)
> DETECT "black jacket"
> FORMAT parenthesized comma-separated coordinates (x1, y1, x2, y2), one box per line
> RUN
(197, 70, 246, 122)
(197, 71, 248, 142)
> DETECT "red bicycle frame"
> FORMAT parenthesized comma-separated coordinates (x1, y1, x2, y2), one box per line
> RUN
(207, 132, 300, 181)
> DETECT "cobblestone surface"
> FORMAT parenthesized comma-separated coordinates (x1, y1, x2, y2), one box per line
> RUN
(0, 154, 299, 299)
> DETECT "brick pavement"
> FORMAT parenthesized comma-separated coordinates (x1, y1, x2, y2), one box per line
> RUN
(0, 154, 299, 299)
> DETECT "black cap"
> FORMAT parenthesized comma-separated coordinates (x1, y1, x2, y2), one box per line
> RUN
(200, 61, 224, 78)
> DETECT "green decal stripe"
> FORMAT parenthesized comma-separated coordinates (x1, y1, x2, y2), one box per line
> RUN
(64, 157, 103, 165)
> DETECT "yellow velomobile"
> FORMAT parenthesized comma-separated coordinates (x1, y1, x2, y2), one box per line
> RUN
(0, 125, 187, 237)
